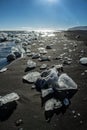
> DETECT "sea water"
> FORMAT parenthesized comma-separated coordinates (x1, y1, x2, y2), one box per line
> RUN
(0, 41, 15, 69)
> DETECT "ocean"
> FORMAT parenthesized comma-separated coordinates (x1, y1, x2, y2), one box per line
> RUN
(0, 41, 15, 69)
(0, 30, 55, 69)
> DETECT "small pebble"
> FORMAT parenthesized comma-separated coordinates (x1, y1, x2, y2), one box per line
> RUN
(74, 115, 77, 118)
(31, 85, 36, 89)
(72, 110, 75, 114)
(63, 98, 70, 106)
(46, 45, 52, 49)
(83, 97, 87, 101)
(69, 49, 72, 52)
(63, 47, 67, 50)
(77, 113, 81, 116)
(52, 49, 56, 52)
(15, 119, 23, 126)
(81, 72, 85, 76)
(84, 70, 87, 73)
(56, 118, 59, 121)
(73, 49, 76, 51)
(80, 120, 83, 124)
(33, 115, 38, 119)
(40, 64, 47, 70)
(18, 128, 24, 130)
(53, 124, 57, 127)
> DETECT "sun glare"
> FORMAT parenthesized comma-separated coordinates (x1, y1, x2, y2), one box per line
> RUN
(47, 0, 58, 3)
(38, 0, 60, 5)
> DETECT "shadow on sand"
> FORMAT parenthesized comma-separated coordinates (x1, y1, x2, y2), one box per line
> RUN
(25, 67, 35, 72)
(43, 89, 78, 122)
(0, 101, 17, 121)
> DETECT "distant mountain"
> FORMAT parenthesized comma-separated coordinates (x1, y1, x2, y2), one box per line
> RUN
(68, 26, 87, 31)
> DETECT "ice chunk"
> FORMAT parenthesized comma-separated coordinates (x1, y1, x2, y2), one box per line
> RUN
(40, 64, 47, 70)
(23, 72, 41, 83)
(27, 60, 36, 69)
(41, 88, 54, 98)
(35, 67, 59, 90)
(0, 67, 7, 73)
(32, 53, 40, 59)
(39, 56, 51, 62)
(58, 73, 77, 90)
(7, 53, 16, 62)
(11, 46, 19, 53)
(42, 67, 59, 85)
(80, 57, 87, 65)
(45, 98, 62, 111)
(38, 47, 47, 54)
(0, 92, 20, 106)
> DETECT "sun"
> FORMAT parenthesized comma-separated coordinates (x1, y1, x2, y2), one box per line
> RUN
(38, 0, 60, 5)
(47, 0, 58, 3)
(44, 0, 59, 4)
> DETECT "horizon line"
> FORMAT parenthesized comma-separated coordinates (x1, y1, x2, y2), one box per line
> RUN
(0, 28, 67, 32)
(0, 26, 68, 32)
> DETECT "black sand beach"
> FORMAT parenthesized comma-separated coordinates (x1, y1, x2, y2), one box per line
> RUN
(0, 31, 87, 130)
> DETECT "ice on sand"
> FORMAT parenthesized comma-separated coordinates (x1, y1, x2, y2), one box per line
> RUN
(0, 67, 7, 73)
(45, 98, 62, 111)
(0, 92, 20, 106)
(23, 72, 41, 83)
(57, 73, 77, 90)
(80, 57, 87, 65)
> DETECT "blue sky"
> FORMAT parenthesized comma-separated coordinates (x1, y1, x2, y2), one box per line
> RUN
(0, 0, 87, 30)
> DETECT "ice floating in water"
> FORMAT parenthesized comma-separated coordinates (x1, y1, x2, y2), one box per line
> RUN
(80, 57, 87, 65)
(0, 92, 20, 106)
(7, 53, 16, 62)
(0, 32, 8, 42)
(11, 46, 24, 58)
(23, 72, 41, 83)
(11, 46, 19, 53)
(17, 45, 25, 54)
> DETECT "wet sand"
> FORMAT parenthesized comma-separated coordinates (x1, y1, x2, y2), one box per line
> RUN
(0, 31, 87, 130)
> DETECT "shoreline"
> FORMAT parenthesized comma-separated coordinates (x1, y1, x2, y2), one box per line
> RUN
(0, 31, 87, 130)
